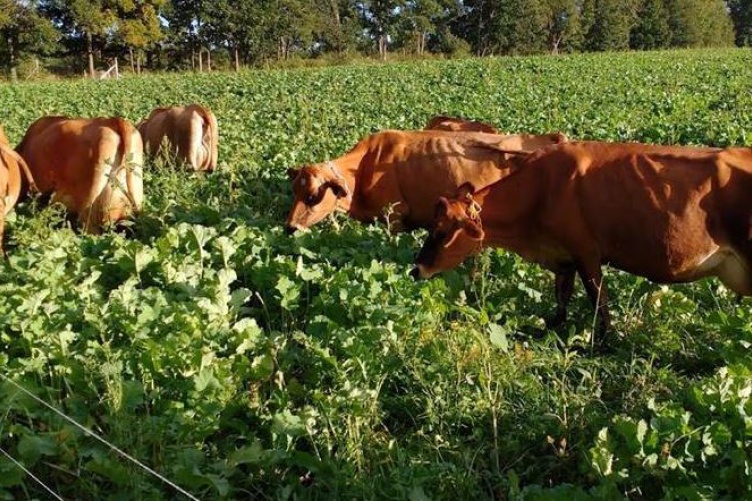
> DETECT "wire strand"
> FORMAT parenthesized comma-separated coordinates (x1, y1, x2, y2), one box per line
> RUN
(0, 446, 64, 501)
(0, 374, 200, 501)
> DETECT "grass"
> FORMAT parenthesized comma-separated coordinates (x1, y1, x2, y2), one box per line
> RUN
(0, 48, 751, 499)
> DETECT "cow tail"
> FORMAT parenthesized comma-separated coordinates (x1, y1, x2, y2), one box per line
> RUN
(12, 150, 38, 196)
(0, 144, 37, 198)
(197, 106, 218, 171)
(113, 118, 139, 212)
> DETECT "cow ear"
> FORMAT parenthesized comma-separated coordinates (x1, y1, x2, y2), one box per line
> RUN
(456, 182, 476, 200)
(287, 167, 300, 180)
(463, 219, 484, 240)
(327, 178, 349, 198)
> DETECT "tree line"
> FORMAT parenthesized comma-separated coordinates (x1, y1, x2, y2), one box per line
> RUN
(0, 0, 749, 79)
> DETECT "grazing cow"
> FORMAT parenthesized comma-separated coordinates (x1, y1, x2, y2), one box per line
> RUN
(411, 140, 750, 341)
(285, 129, 566, 233)
(16, 116, 143, 233)
(138, 104, 218, 171)
(0, 140, 37, 254)
(0, 124, 10, 147)
(424, 115, 500, 134)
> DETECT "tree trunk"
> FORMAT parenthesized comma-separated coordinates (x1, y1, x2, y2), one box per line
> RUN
(136, 52, 141, 74)
(477, 0, 485, 56)
(129, 47, 135, 73)
(379, 34, 387, 60)
(207, 49, 211, 71)
(198, 48, 203, 72)
(87, 31, 95, 78)
(234, 46, 240, 71)
(330, 0, 342, 52)
(278, 37, 291, 60)
(416, 31, 428, 55)
(8, 35, 16, 82)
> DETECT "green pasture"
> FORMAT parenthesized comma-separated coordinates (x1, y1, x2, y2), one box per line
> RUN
(1, 48, 752, 499)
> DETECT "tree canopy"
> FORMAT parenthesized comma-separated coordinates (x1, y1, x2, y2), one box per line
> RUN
(2, 0, 745, 77)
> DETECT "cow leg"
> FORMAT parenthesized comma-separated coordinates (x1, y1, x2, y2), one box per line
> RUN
(546, 269, 576, 329)
(576, 261, 611, 340)
(0, 199, 5, 259)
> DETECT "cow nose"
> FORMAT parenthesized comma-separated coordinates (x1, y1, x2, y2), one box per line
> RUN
(285, 224, 297, 235)
(409, 267, 421, 281)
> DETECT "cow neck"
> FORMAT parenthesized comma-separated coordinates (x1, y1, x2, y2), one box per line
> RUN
(324, 155, 359, 212)
(472, 166, 540, 248)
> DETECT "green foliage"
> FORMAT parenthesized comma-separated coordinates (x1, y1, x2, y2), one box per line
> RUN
(630, 0, 671, 50)
(1, 49, 752, 499)
(728, 0, 752, 46)
(13, 0, 747, 77)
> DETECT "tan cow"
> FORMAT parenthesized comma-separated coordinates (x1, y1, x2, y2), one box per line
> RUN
(285, 129, 567, 233)
(16, 116, 143, 233)
(412, 140, 751, 342)
(424, 115, 500, 134)
(138, 104, 218, 171)
(0, 136, 37, 254)
(0, 123, 10, 147)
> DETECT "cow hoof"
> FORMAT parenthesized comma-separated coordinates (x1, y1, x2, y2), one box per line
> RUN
(409, 267, 421, 281)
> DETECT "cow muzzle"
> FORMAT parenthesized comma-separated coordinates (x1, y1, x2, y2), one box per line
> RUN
(410, 265, 435, 281)
(285, 222, 307, 235)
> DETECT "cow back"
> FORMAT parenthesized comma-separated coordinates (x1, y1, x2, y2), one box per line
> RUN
(354, 130, 562, 228)
(140, 104, 217, 171)
(425, 115, 499, 134)
(16, 116, 143, 232)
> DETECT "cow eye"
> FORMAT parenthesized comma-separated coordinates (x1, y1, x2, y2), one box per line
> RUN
(305, 194, 317, 206)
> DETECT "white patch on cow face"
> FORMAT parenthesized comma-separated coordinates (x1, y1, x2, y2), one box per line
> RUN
(300, 178, 307, 187)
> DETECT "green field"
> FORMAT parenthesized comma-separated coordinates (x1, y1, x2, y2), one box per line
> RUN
(2, 48, 752, 499)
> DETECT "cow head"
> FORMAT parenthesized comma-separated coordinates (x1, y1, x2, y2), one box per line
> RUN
(411, 183, 485, 279)
(285, 163, 350, 233)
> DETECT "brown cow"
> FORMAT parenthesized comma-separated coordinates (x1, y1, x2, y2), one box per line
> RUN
(0, 140, 37, 254)
(424, 115, 500, 134)
(285, 129, 567, 233)
(412, 140, 750, 342)
(138, 104, 218, 171)
(0, 123, 10, 147)
(16, 116, 143, 233)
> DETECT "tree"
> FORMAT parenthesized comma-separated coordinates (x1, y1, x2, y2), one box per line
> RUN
(203, 0, 251, 70)
(119, 0, 166, 73)
(541, 0, 582, 53)
(629, 0, 670, 50)
(0, 0, 58, 80)
(397, 0, 459, 55)
(356, 0, 406, 60)
(586, 0, 637, 51)
(271, 0, 321, 60)
(498, 0, 547, 54)
(452, 0, 495, 55)
(728, 0, 752, 46)
(69, 0, 118, 77)
(316, 0, 361, 54)
(41, 0, 122, 77)
(453, 0, 547, 55)
(665, 0, 734, 48)
(165, 0, 210, 70)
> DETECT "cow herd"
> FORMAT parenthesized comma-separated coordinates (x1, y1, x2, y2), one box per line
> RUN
(3, 108, 752, 348)
(0, 104, 218, 241)
(285, 118, 752, 347)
